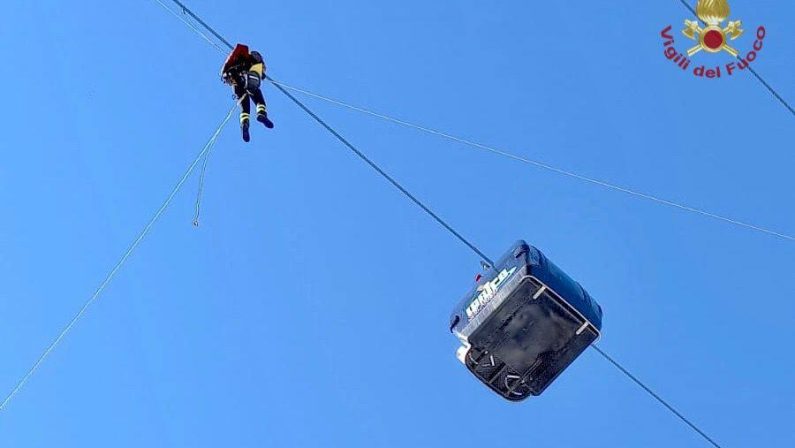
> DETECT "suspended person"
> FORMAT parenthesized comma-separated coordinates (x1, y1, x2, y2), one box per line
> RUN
(221, 44, 274, 142)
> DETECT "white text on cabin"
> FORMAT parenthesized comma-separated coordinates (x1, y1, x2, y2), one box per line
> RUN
(466, 267, 517, 319)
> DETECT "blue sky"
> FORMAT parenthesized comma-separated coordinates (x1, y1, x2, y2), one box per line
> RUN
(1, 0, 793, 446)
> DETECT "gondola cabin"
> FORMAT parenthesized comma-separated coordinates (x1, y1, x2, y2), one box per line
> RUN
(449, 241, 603, 401)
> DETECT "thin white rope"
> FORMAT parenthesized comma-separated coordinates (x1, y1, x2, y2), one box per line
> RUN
(193, 94, 246, 227)
(0, 102, 238, 412)
(151, 0, 227, 53)
(268, 80, 795, 243)
(192, 145, 213, 227)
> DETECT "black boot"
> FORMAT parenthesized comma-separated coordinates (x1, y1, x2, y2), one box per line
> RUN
(257, 112, 274, 129)
(256, 105, 274, 129)
(241, 118, 251, 142)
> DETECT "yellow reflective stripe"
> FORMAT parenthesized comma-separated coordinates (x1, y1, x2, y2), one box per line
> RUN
(249, 63, 264, 77)
(240, 113, 250, 123)
(256, 104, 267, 113)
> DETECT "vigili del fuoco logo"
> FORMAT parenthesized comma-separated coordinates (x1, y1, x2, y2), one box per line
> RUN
(661, 0, 766, 79)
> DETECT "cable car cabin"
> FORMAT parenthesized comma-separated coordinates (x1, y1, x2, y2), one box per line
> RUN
(449, 241, 603, 401)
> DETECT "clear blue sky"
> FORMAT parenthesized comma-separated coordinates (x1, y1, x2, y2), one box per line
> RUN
(1, 0, 793, 446)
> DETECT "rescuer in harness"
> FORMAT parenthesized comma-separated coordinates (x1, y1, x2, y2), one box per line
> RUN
(221, 44, 274, 142)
